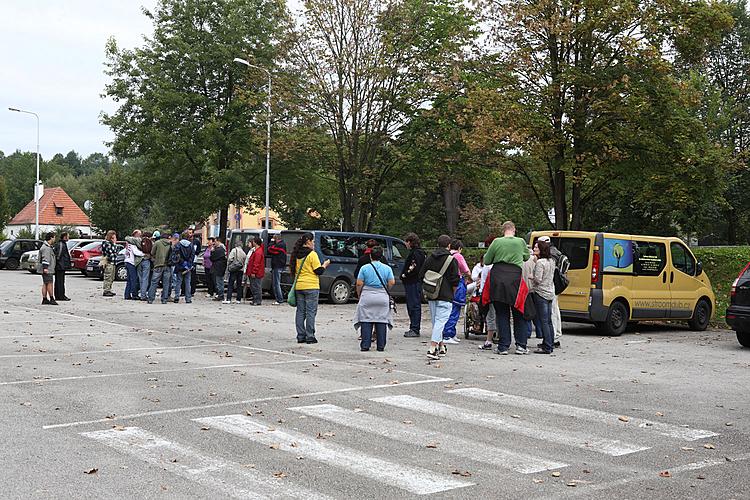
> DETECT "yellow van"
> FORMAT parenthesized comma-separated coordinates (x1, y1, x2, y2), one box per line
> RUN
(529, 231, 715, 336)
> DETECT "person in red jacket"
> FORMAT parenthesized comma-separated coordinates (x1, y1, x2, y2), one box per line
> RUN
(245, 235, 265, 305)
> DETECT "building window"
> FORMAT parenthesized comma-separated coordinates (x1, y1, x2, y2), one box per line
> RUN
(55, 206, 63, 216)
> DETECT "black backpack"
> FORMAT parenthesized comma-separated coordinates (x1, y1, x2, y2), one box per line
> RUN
(553, 252, 570, 295)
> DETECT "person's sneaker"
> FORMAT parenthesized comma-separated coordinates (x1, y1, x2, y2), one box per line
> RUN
(533, 348, 552, 354)
(438, 345, 447, 357)
(147, 300, 153, 304)
(212, 297, 223, 301)
(48, 299, 59, 306)
(443, 337, 459, 345)
(427, 348, 440, 360)
(42, 298, 50, 305)
(59, 297, 71, 301)
(554, 341, 561, 348)
(297, 339, 306, 343)
(161, 300, 168, 304)
(205, 293, 213, 298)
(306, 338, 318, 344)
(479, 342, 493, 350)
(404, 330, 420, 338)
(496, 349, 509, 355)
(222, 300, 230, 304)
(235, 300, 241, 304)
(515, 346, 529, 355)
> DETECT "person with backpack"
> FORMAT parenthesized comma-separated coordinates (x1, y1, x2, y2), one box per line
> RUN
(401, 233, 426, 338)
(419, 234, 459, 360)
(538, 235, 568, 348)
(224, 239, 247, 304)
(172, 231, 195, 303)
(354, 245, 395, 351)
(53, 232, 71, 301)
(245, 236, 265, 306)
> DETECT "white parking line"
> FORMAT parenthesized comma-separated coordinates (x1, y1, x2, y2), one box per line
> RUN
(449, 388, 718, 441)
(0, 343, 226, 358)
(289, 403, 567, 473)
(372, 395, 650, 457)
(82, 427, 330, 500)
(42, 377, 452, 429)
(0, 359, 317, 386)
(0, 331, 128, 339)
(194, 414, 473, 495)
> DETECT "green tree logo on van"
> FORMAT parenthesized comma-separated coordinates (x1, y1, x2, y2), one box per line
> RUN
(613, 243, 624, 268)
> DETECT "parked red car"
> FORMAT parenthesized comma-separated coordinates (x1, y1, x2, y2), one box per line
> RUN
(70, 240, 105, 273)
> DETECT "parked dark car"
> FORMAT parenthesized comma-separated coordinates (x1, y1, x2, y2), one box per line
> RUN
(21, 239, 97, 273)
(0, 239, 44, 270)
(726, 261, 750, 348)
(85, 246, 127, 281)
(277, 230, 409, 304)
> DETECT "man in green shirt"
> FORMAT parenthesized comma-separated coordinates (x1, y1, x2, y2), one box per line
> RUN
(484, 221, 529, 267)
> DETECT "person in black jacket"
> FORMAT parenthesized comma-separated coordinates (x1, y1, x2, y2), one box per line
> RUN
(267, 233, 287, 304)
(401, 232, 426, 337)
(419, 234, 459, 360)
(210, 238, 228, 301)
(354, 239, 390, 280)
(53, 232, 71, 301)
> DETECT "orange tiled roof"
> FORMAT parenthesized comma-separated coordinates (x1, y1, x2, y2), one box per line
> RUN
(9, 187, 90, 226)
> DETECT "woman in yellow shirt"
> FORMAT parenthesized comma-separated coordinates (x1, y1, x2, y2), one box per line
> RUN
(290, 233, 330, 344)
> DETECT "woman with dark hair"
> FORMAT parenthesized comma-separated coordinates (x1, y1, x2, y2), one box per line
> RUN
(401, 232, 426, 338)
(354, 245, 395, 351)
(531, 240, 556, 354)
(354, 238, 387, 279)
(290, 233, 330, 344)
(442, 238, 471, 344)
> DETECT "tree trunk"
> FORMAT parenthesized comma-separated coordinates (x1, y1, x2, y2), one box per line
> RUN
(727, 207, 738, 245)
(219, 206, 229, 243)
(552, 168, 567, 230)
(443, 180, 462, 235)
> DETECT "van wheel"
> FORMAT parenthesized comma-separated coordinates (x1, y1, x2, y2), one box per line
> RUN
(602, 301, 628, 336)
(329, 279, 351, 304)
(5, 258, 19, 270)
(737, 331, 750, 348)
(688, 300, 711, 331)
(116, 265, 128, 281)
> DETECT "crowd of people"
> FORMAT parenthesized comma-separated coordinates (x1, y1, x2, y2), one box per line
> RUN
(36, 221, 568, 358)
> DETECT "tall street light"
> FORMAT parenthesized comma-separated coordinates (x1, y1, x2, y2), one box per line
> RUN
(8, 107, 41, 240)
(233, 57, 272, 231)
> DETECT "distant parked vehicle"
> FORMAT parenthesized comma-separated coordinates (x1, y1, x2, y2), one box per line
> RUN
(726, 261, 750, 348)
(0, 239, 43, 270)
(70, 240, 110, 273)
(85, 246, 126, 281)
(22, 239, 97, 273)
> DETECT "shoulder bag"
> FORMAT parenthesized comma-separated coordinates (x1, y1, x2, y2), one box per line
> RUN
(370, 262, 397, 313)
(287, 254, 309, 307)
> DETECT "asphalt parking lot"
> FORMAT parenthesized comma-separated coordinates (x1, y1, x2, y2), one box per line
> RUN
(1, 270, 748, 499)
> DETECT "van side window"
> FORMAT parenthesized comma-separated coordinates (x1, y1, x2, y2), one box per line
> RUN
(670, 242, 696, 276)
(539, 237, 590, 270)
(632, 241, 666, 276)
(391, 241, 408, 261)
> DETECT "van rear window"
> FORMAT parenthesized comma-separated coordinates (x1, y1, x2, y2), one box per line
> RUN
(534, 237, 590, 270)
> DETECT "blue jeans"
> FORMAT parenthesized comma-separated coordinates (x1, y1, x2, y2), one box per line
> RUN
(493, 301, 527, 351)
(532, 293, 554, 352)
(428, 300, 452, 343)
(360, 322, 387, 351)
(404, 282, 422, 333)
(295, 289, 319, 341)
(124, 262, 138, 299)
(227, 270, 243, 301)
(138, 259, 151, 300)
(442, 278, 466, 339)
(214, 271, 225, 300)
(172, 268, 192, 302)
(272, 267, 284, 303)
(148, 266, 172, 303)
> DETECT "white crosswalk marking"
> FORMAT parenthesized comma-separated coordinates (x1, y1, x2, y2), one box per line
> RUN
(289, 403, 568, 473)
(81, 427, 329, 500)
(449, 388, 719, 441)
(371, 395, 650, 457)
(194, 414, 473, 495)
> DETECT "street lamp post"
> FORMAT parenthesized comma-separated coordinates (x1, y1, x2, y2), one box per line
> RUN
(233, 57, 271, 231)
(8, 107, 41, 239)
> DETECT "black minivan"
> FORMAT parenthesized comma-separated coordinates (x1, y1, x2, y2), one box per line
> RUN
(727, 261, 750, 348)
(0, 239, 43, 270)
(279, 230, 409, 303)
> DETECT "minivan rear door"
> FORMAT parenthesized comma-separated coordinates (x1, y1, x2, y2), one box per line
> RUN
(388, 239, 408, 297)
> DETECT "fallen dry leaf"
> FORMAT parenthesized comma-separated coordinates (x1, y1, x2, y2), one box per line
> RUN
(618, 416, 630, 423)
(658, 471, 672, 478)
(84, 468, 98, 475)
(425, 443, 439, 449)
(532, 478, 544, 484)
(551, 472, 561, 477)
(273, 472, 287, 478)
(402, 420, 413, 425)
(566, 482, 577, 487)
(704, 443, 716, 449)
(697, 475, 706, 480)
(451, 469, 472, 477)
(655, 412, 664, 417)
(269, 443, 280, 450)
(680, 447, 695, 452)
(112, 425, 126, 431)
(200, 427, 210, 431)
(599, 388, 614, 393)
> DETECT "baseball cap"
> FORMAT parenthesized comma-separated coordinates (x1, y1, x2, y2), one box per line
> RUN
(538, 235, 551, 242)
(172, 233, 180, 239)
(152, 230, 161, 239)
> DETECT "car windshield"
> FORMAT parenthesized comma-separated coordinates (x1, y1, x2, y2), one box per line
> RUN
(80, 241, 102, 251)
(0, 240, 12, 252)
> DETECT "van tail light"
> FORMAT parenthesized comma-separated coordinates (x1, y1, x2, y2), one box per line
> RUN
(591, 250, 600, 284)
(731, 261, 750, 297)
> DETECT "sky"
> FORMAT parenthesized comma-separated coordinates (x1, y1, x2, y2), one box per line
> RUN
(0, 1, 157, 159)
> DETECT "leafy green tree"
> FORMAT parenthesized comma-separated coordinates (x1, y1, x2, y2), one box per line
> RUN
(89, 164, 143, 238)
(102, 0, 291, 238)
(0, 176, 10, 232)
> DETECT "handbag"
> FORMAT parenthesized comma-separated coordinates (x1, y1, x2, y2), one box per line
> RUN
(370, 262, 397, 314)
(287, 254, 309, 307)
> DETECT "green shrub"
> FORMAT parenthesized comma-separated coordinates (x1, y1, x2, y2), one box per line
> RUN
(693, 247, 750, 326)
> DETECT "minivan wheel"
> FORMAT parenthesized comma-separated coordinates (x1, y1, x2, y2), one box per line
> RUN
(688, 299, 711, 331)
(602, 301, 628, 336)
(5, 258, 19, 270)
(329, 279, 351, 304)
(737, 331, 750, 348)
(116, 265, 128, 281)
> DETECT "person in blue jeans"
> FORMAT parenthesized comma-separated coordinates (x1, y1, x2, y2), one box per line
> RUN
(530, 240, 556, 354)
(419, 235, 459, 360)
(137, 232, 153, 301)
(210, 238, 227, 301)
(400, 233, 426, 337)
(147, 231, 173, 304)
(354, 246, 395, 351)
(290, 233, 330, 344)
(172, 231, 195, 304)
(267, 233, 287, 304)
(442, 240, 471, 344)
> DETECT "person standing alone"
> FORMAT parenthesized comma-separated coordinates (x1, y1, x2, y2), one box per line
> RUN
(401, 233, 426, 337)
(53, 232, 71, 301)
(38, 232, 57, 305)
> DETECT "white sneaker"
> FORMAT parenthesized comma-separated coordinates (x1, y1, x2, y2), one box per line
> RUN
(235, 300, 241, 304)
(221, 300, 230, 304)
(443, 337, 460, 345)
(205, 293, 213, 298)
(515, 346, 529, 355)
